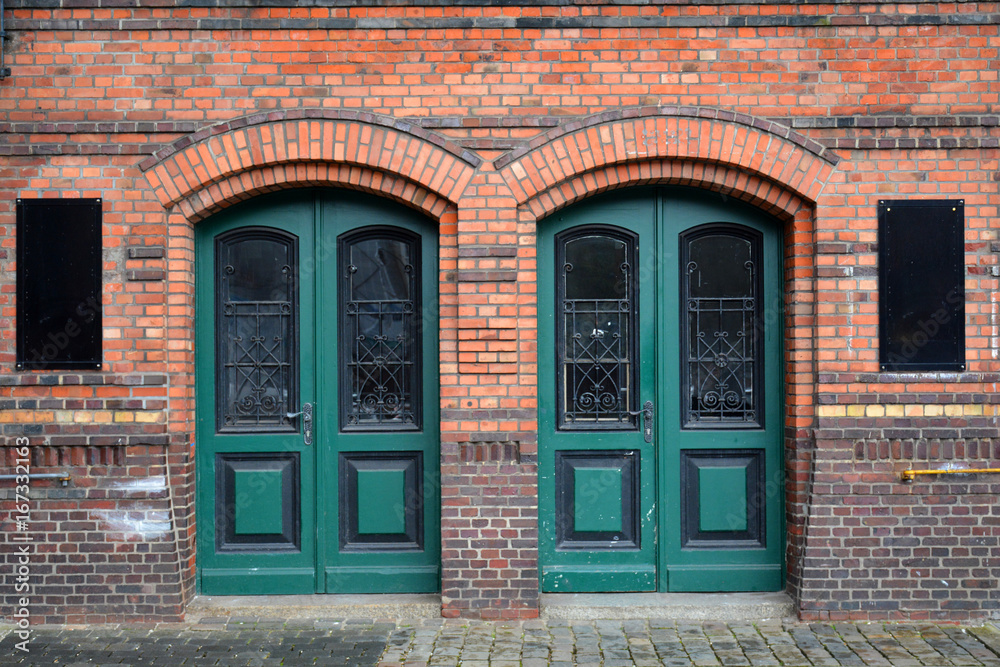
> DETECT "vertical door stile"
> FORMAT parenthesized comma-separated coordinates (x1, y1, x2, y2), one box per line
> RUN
(312, 191, 326, 592)
(654, 190, 670, 592)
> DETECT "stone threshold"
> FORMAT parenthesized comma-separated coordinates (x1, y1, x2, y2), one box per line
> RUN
(186, 591, 795, 622)
(187, 594, 442, 620)
(540, 591, 795, 621)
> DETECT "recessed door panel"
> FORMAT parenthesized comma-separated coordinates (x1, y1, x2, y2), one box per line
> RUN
(340, 451, 423, 550)
(555, 450, 640, 549)
(215, 453, 300, 551)
(680, 449, 765, 548)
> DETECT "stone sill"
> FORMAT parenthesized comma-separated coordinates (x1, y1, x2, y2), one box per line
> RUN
(0, 374, 167, 387)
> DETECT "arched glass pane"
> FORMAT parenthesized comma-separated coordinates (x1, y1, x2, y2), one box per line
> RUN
(682, 227, 761, 427)
(216, 229, 297, 431)
(557, 229, 636, 428)
(341, 230, 420, 430)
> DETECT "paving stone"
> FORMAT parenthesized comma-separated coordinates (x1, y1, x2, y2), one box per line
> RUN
(4, 616, 1000, 666)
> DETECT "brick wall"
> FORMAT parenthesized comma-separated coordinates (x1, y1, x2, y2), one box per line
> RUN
(1, 0, 998, 621)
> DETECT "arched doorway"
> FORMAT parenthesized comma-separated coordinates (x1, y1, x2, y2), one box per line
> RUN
(538, 186, 785, 592)
(194, 189, 440, 594)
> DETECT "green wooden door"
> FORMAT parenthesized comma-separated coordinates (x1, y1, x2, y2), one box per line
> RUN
(539, 187, 783, 593)
(196, 189, 439, 595)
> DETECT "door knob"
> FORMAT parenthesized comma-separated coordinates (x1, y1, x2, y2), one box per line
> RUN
(286, 402, 313, 446)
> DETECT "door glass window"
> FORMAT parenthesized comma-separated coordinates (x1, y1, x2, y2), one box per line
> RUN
(216, 228, 298, 431)
(556, 227, 638, 429)
(340, 229, 421, 430)
(681, 225, 762, 427)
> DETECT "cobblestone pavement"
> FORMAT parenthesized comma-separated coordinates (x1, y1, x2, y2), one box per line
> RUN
(2, 618, 1000, 666)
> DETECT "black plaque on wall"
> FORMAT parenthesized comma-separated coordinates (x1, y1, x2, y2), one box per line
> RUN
(16, 199, 103, 370)
(878, 199, 964, 372)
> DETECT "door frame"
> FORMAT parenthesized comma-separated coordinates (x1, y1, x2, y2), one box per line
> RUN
(193, 188, 441, 594)
(537, 185, 786, 593)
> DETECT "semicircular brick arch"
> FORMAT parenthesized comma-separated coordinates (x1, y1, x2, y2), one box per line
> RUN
(496, 107, 839, 220)
(139, 109, 481, 221)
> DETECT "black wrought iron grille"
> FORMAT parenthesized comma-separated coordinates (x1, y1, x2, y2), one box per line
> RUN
(216, 230, 297, 431)
(557, 228, 638, 428)
(682, 227, 762, 427)
(341, 230, 420, 429)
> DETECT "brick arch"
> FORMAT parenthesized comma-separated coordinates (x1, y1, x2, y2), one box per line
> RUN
(505, 108, 837, 616)
(138, 110, 481, 221)
(496, 107, 838, 220)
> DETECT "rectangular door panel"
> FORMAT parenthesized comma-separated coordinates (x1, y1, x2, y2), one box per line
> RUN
(216, 453, 300, 551)
(680, 449, 764, 548)
(340, 451, 423, 551)
(555, 450, 640, 549)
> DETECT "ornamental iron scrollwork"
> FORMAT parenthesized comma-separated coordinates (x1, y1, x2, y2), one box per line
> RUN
(557, 228, 638, 429)
(340, 229, 420, 430)
(216, 229, 298, 432)
(682, 227, 762, 427)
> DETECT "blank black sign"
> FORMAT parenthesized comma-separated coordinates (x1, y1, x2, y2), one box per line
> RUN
(16, 199, 103, 370)
(878, 200, 964, 371)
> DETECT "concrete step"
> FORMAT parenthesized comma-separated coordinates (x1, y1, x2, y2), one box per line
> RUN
(187, 591, 795, 622)
(540, 592, 796, 621)
(186, 594, 442, 620)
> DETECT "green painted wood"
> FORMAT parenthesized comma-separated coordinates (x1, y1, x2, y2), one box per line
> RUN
(357, 468, 407, 535)
(196, 191, 318, 595)
(698, 466, 747, 533)
(541, 564, 657, 593)
(197, 189, 439, 596)
(538, 190, 658, 593)
(318, 193, 440, 594)
(325, 566, 439, 593)
(200, 568, 316, 595)
(574, 467, 623, 533)
(539, 186, 784, 593)
(665, 564, 783, 592)
(233, 469, 284, 535)
(659, 188, 784, 592)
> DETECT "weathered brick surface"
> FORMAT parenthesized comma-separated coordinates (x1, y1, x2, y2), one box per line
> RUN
(0, 1, 998, 622)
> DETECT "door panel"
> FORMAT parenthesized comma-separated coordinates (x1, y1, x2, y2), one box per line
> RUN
(319, 195, 440, 593)
(197, 196, 317, 594)
(660, 190, 782, 591)
(197, 190, 439, 595)
(539, 186, 783, 593)
(539, 193, 658, 592)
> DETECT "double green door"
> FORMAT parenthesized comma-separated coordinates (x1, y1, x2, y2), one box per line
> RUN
(196, 190, 439, 594)
(539, 187, 783, 592)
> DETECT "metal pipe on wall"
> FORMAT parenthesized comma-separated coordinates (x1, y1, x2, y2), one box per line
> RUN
(1, 0, 10, 79)
(901, 468, 1000, 482)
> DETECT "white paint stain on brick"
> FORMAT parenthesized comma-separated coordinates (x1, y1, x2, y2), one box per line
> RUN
(107, 475, 167, 497)
(90, 509, 171, 540)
